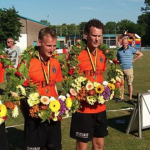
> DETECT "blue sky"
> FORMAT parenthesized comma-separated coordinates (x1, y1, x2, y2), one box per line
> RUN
(0, 0, 145, 25)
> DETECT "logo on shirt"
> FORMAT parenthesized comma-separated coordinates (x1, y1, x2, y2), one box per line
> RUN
(52, 65, 56, 74)
(100, 56, 103, 63)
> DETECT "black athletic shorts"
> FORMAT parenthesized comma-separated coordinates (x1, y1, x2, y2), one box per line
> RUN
(0, 123, 9, 150)
(24, 116, 62, 150)
(70, 110, 108, 143)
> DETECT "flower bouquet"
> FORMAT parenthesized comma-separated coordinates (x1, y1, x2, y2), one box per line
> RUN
(0, 101, 8, 125)
(69, 76, 115, 105)
(15, 82, 75, 122)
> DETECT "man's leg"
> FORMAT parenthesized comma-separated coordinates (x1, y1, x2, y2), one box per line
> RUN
(76, 140, 88, 150)
(128, 84, 133, 100)
(92, 137, 104, 150)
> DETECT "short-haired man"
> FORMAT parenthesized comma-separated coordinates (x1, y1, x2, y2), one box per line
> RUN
(70, 19, 108, 150)
(116, 37, 143, 104)
(5, 38, 21, 81)
(23, 27, 63, 150)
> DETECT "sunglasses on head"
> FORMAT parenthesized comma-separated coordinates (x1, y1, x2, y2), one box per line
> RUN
(7, 41, 13, 43)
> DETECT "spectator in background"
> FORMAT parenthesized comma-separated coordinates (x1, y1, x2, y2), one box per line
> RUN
(4, 38, 21, 81)
(116, 37, 143, 104)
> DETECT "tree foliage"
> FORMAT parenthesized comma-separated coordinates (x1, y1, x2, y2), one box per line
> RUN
(0, 6, 23, 45)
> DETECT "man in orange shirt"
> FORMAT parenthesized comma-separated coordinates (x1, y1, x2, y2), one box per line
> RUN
(70, 19, 108, 150)
(23, 27, 63, 150)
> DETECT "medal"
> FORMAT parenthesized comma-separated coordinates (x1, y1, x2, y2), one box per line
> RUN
(46, 89, 50, 93)
(93, 76, 97, 80)
(38, 52, 50, 85)
(87, 47, 97, 80)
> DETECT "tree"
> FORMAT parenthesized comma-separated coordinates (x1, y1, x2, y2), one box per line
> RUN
(40, 20, 50, 26)
(140, 0, 150, 45)
(0, 6, 23, 45)
(104, 21, 117, 34)
(116, 20, 137, 34)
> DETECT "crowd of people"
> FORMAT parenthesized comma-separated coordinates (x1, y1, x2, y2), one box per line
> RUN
(0, 18, 143, 150)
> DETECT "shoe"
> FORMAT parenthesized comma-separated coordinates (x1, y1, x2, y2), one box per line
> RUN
(116, 99, 124, 103)
(129, 99, 136, 105)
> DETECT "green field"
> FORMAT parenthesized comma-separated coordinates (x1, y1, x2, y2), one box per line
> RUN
(1, 51, 150, 150)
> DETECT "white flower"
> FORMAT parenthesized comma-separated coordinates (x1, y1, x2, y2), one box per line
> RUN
(49, 97, 56, 102)
(86, 96, 97, 105)
(40, 96, 50, 105)
(109, 60, 113, 63)
(86, 82, 94, 90)
(103, 81, 108, 86)
(116, 76, 121, 82)
(58, 95, 66, 101)
(0, 100, 1, 105)
(66, 93, 70, 98)
(12, 105, 19, 118)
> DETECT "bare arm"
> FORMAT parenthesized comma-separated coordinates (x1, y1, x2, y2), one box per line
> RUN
(133, 51, 143, 63)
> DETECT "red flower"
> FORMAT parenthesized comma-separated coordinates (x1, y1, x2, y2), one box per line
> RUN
(3, 116, 8, 121)
(68, 68, 75, 75)
(15, 71, 23, 77)
(57, 116, 62, 121)
(113, 59, 119, 64)
(23, 80, 30, 87)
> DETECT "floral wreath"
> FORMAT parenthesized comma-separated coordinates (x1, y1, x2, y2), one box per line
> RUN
(64, 41, 124, 106)
(1, 46, 77, 122)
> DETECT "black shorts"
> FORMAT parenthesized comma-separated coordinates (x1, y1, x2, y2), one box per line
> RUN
(24, 116, 62, 150)
(70, 111, 108, 143)
(0, 123, 9, 150)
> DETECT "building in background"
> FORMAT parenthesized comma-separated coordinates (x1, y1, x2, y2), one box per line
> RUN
(16, 15, 48, 52)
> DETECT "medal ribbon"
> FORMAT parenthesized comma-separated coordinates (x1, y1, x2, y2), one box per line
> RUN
(38, 52, 50, 85)
(87, 47, 97, 72)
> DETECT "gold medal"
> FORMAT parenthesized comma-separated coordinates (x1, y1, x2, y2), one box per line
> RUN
(87, 47, 97, 80)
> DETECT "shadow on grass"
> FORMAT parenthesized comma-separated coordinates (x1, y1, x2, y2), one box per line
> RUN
(6, 128, 24, 150)
(107, 114, 131, 133)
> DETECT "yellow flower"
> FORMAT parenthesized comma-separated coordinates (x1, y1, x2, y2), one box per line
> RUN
(110, 91, 115, 100)
(78, 76, 87, 82)
(65, 97, 72, 109)
(110, 78, 116, 84)
(49, 100, 60, 112)
(95, 85, 104, 94)
(107, 83, 115, 90)
(27, 93, 40, 107)
(94, 82, 101, 88)
(40, 96, 50, 105)
(86, 82, 94, 90)
(98, 96, 105, 104)
(0, 104, 7, 118)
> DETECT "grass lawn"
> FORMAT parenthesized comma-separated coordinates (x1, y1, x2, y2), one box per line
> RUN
(0, 51, 150, 150)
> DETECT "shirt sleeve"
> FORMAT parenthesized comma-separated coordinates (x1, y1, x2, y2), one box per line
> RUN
(132, 47, 137, 54)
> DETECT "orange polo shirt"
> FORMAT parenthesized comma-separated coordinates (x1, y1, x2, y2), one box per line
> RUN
(29, 57, 63, 97)
(0, 62, 4, 83)
(78, 49, 106, 113)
